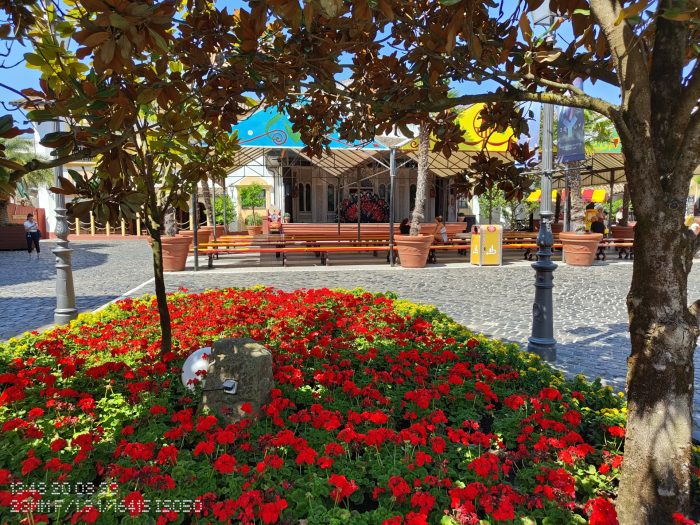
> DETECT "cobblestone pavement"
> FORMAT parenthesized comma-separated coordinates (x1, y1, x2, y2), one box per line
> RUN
(131, 257, 700, 426)
(0, 240, 153, 340)
(2, 240, 700, 427)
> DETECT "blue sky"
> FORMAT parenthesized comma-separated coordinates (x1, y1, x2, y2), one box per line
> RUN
(1, 0, 621, 121)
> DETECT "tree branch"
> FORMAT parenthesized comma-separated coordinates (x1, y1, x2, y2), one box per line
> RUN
(589, 0, 651, 117)
(423, 89, 616, 119)
(9, 133, 129, 183)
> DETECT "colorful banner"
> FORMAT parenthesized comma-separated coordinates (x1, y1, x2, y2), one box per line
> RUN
(402, 103, 515, 152)
(232, 107, 388, 150)
(557, 79, 585, 163)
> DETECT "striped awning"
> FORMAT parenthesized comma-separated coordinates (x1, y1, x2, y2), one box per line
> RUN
(526, 189, 560, 202)
(582, 189, 607, 203)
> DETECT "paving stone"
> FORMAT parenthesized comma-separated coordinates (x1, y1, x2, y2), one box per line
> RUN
(2, 240, 699, 428)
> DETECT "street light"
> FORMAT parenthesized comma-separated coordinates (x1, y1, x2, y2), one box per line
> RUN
(527, 7, 557, 361)
(52, 119, 77, 325)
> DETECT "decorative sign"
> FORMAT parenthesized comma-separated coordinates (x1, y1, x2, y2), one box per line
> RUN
(232, 107, 388, 150)
(404, 103, 515, 152)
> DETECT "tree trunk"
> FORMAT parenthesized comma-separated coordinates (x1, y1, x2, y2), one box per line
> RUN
(410, 122, 429, 236)
(567, 162, 586, 231)
(616, 164, 699, 524)
(200, 179, 213, 226)
(147, 227, 173, 355)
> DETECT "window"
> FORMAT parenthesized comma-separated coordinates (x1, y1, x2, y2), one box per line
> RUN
(409, 184, 417, 211)
(305, 184, 312, 212)
(378, 184, 386, 200)
(361, 178, 373, 190)
(327, 184, 336, 212)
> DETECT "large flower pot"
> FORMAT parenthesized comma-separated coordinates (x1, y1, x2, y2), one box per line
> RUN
(178, 230, 209, 251)
(560, 232, 603, 266)
(610, 225, 635, 239)
(199, 225, 225, 242)
(247, 226, 263, 236)
(394, 234, 433, 268)
(159, 235, 191, 272)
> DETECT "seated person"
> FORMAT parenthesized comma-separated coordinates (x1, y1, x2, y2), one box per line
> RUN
(399, 218, 410, 235)
(590, 216, 606, 234)
(434, 216, 448, 243)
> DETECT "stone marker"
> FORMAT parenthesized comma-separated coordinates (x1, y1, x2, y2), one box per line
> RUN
(200, 337, 274, 423)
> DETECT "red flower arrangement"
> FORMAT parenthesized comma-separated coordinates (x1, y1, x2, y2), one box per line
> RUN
(0, 287, 696, 524)
(339, 190, 389, 223)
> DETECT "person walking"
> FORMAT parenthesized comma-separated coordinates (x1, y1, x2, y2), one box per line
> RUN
(23, 213, 41, 259)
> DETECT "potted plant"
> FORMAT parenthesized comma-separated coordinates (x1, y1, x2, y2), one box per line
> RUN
(394, 123, 434, 267)
(244, 211, 263, 235)
(239, 182, 266, 235)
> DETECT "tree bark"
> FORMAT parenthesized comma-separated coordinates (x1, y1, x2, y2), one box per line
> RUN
(200, 179, 213, 226)
(410, 122, 429, 236)
(147, 226, 173, 355)
(567, 162, 586, 231)
(616, 160, 699, 524)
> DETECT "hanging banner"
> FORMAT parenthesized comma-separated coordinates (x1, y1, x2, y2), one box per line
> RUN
(557, 79, 585, 163)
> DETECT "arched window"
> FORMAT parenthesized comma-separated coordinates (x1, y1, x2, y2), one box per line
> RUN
(297, 183, 304, 211)
(305, 184, 312, 212)
(327, 184, 336, 212)
(409, 184, 417, 211)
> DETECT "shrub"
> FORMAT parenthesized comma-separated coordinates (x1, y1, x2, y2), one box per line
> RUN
(244, 212, 263, 226)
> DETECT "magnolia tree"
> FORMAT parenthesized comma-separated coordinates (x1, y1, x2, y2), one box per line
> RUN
(228, 1, 698, 522)
(0, 0, 302, 353)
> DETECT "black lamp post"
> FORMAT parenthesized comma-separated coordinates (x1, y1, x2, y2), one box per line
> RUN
(527, 7, 558, 361)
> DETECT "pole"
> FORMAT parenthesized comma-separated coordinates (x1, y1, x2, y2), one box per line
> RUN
(52, 119, 77, 325)
(564, 175, 571, 232)
(336, 176, 341, 235)
(192, 192, 199, 272)
(527, 101, 557, 361)
(389, 148, 396, 266)
(222, 180, 227, 234)
(211, 180, 217, 242)
(356, 168, 361, 241)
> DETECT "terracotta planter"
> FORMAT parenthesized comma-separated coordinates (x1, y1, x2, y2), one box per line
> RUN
(199, 225, 225, 241)
(610, 225, 635, 239)
(178, 230, 209, 250)
(394, 234, 433, 268)
(247, 226, 263, 236)
(550, 222, 564, 234)
(159, 235, 191, 272)
(560, 232, 603, 266)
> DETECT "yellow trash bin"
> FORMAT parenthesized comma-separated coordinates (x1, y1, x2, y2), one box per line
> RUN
(470, 225, 503, 266)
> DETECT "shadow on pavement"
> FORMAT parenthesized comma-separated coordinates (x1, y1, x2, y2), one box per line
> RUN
(0, 243, 112, 287)
(0, 294, 117, 340)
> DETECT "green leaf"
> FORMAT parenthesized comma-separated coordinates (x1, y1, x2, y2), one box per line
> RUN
(439, 0, 462, 4)
(109, 13, 129, 29)
(23, 53, 44, 67)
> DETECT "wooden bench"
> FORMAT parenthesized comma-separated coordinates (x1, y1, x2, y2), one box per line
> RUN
(502, 231, 563, 260)
(596, 238, 634, 260)
(200, 234, 470, 267)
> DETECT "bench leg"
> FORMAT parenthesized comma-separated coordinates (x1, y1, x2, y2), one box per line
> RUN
(428, 249, 436, 264)
(282, 253, 287, 267)
(208, 254, 214, 269)
(523, 249, 530, 260)
(321, 252, 328, 265)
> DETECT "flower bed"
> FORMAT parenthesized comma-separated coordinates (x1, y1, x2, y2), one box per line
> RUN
(0, 287, 694, 524)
